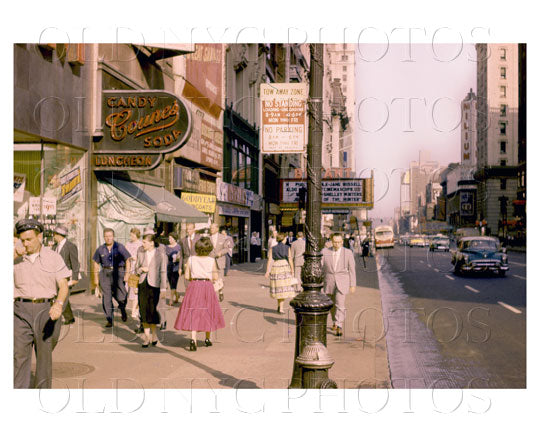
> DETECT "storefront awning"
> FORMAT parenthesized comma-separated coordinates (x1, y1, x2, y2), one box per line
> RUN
(102, 176, 208, 223)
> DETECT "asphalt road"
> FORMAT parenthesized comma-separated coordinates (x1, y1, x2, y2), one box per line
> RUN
(375, 245, 526, 389)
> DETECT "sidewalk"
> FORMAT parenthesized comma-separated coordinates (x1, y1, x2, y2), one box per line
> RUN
(49, 255, 390, 389)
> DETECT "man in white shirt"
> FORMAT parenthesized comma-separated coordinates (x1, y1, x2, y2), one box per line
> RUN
(322, 233, 356, 337)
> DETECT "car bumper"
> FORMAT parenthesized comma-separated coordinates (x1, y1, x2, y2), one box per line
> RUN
(462, 263, 509, 272)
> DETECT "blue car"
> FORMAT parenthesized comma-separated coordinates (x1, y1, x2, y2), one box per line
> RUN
(451, 236, 509, 277)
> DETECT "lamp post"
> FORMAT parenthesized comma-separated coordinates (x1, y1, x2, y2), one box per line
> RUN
(289, 44, 337, 389)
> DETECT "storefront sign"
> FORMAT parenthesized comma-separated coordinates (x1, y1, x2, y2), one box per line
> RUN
(60, 167, 82, 201)
(98, 90, 192, 155)
(281, 179, 365, 205)
(460, 191, 475, 217)
(260, 83, 308, 154)
(216, 179, 248, 206)
(29, 197, 56, 216)
(268, 203, 281, 215)
(14, 173, 26, 203)
(182, 192, 216, 214)
(218, 204, 250, 218)
(93, 154, 163, 171)
(200, 120, 223, 170)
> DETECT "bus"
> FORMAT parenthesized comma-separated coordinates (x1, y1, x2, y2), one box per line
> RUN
(374, 225, 394, 249)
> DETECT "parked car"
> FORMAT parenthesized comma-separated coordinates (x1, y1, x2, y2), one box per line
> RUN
(409, 235, 428, 247)
(451, 236, 509, 276)
(454, 227, 480, 242)
(430, 235, 450, 252)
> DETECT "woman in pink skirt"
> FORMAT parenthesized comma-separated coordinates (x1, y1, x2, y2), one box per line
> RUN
(174, 236, 225, 351)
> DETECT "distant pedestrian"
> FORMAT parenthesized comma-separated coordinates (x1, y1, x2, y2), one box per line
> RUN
(209, 223, 228, 301)
(174, 237, 225, 351)
(14, 219, 70, 388)
(134, 230, 168, 347)
(250, 231, 261, 262)
(52, 224, 79, 325)
(322, 233, 356, 337)
(125, 228, 143, 327)
(92, 228, 131, 327)
(221, 228, 234, 276)
(180, 223, 201, 296)
(290, 231, 306, 290)
(286, 231, 296, 246)
(166, 233, 182, 304)
(265, 232, 300, 314)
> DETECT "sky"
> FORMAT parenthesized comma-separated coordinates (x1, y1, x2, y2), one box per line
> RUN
(354, 44, 478, 219)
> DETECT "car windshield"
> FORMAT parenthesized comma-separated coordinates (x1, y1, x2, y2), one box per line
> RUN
(463, 240, 498, 251)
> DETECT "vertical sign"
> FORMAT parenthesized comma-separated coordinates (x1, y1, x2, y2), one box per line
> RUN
(260, 83, 308, 154)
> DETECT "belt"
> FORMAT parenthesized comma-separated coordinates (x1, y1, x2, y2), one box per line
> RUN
(192, 278, 210, 281)
(102, 266, 125, 270)
(14, 297, 54, 303)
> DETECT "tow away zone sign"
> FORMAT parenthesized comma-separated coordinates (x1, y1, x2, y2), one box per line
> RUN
(260, 83, 307, 154)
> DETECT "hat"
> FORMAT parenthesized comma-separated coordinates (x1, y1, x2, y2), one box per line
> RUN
(53, 224, 68, 237)
(143, 227, 155, 236)
(15, 219, 44, 234)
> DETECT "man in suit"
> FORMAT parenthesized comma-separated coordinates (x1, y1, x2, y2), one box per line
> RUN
(180, 223, 200, 295)
(286, 231, 296, 246)
(52, 225, 80, 325)
(209, 223, 228, 301)
(221, 228, 234, 276)
(290, 231, 306, 290)
(322, 232, 356, 337)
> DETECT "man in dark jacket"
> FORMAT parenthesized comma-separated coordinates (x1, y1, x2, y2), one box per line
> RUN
(52, 225, 80, 325)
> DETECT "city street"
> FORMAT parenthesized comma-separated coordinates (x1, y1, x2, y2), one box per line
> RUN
(376, 245, 526, 388)
(49, 256, 390, 390)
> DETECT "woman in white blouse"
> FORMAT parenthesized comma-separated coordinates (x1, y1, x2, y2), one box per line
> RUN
(174, 236, 225, 351)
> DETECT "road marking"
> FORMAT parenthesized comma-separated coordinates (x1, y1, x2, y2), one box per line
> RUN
(427, 264, 432, 267)
(509, 261, 526, 267)
(445, 275, 455, 280)
(498, 301, 522, 314)
(513, 274, 526, 280)
(433, 268, 440, 272)
(419, 260, 424, 263)
(464, 285, 479, 293)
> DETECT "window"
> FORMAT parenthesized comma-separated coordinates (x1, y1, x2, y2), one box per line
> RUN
(343, 86, 347, 93)
(500, 159, 507, 166)
(500, 67, 507, 79)
(465, 112, 468, 120)
(465, 132, 468, 140)
(500, 179, 507, 190)
(500, 86, 506, 98)
(500, 47, 507, 60)
(500, 141, 507, 154)
(341, 55, 348, 61)
(343, 66, 347, 72)
(500, 104, 507, 117)
(499, 121, 507, 135)
(342, 74, 347, 81)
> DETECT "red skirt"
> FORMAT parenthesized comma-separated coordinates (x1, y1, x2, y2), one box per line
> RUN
(173, 280, 225, 332)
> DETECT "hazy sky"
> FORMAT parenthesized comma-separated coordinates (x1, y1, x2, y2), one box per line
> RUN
(354, 44, 477, 219)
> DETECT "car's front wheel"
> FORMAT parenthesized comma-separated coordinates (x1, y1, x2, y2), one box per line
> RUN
(454, 262, 463, 276)
(498, 269, 506, 278)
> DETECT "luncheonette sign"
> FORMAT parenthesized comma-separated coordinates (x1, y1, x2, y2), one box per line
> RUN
(260, 83, 308, 154)
(95, 90, 192, 170)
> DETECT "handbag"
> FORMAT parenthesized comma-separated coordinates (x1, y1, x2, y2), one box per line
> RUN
(213, 278, 224, 292)
(127, 273, 140, 289)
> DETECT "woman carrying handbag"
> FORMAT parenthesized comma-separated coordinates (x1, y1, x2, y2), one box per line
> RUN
(134, 229, 168, 348)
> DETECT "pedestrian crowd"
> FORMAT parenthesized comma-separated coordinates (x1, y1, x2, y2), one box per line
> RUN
(13, 218, 364, 388)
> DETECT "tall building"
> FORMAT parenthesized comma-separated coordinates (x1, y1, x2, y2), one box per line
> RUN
(409, 150, 439, 217)
(475, 44, 519, 236)
(461, 88, 477, 166)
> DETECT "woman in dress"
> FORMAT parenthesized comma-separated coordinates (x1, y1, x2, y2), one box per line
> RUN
(134, 231, 168, 347)
(166, 233, 182, 304)
(174, 236, 225, 351)
(265, 232, 299, 314)
(126, 228, 143, 324)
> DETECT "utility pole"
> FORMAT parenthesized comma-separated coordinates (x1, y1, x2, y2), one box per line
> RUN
(289, 44, 337, 389)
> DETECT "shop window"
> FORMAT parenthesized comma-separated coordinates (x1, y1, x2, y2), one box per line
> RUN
(500, 179, 507, 190)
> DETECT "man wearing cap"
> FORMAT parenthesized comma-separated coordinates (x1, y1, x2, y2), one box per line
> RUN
(52, 225, 80, 325)
(13, 219, 71, 388)
(92, 228, 131, 327)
